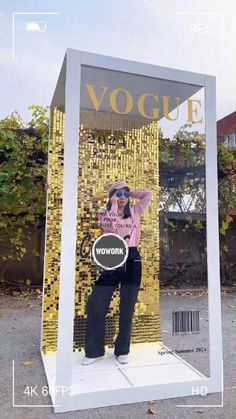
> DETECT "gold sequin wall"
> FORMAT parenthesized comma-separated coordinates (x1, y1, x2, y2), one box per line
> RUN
(42, 107, 161, 354)
(42, 107, 64, 353)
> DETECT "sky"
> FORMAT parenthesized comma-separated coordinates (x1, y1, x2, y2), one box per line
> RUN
(0, 0, 235, 128)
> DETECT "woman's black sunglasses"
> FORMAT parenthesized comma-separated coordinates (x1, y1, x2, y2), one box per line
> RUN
(116, 191, 130, 198)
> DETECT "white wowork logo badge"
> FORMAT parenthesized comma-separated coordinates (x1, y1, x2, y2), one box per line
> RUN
(92, 233, 128, 270)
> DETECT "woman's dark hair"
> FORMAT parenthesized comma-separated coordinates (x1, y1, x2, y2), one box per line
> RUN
(106, 187, 131, 219)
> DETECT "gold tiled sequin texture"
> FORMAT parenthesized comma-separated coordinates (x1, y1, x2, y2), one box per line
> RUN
(42, 107, 64, 353)
(42, 107, 161, 354)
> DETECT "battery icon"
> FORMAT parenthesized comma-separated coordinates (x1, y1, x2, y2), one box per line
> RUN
(26, 21, 47, 32)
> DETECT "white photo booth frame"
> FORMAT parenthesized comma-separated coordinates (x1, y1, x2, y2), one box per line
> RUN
(41, 49, 223, 413)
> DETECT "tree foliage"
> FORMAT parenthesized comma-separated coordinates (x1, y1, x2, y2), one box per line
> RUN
(0, 105, 49, 267)
(159, 124, 206, 223)
(159, 123, 236, 284)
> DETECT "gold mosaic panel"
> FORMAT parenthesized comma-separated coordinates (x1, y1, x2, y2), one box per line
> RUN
(42, 107, 161, 354)
(73, 109, 160, 351)
(42, 107, 64, 353)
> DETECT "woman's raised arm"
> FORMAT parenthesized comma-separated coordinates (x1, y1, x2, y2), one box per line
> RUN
(130, 189, 153, 215)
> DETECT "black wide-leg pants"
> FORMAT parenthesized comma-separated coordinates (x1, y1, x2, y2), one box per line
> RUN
(84, 247, 142, 358)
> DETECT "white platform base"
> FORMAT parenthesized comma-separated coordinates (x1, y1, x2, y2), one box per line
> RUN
(41, 343, 220, 413)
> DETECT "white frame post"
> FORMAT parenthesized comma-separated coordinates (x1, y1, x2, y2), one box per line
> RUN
(205, 75, 223, 389)
(55, 49, 81, 400)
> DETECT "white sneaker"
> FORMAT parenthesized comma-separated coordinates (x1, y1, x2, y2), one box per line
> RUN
(116, 354, 129, 364)
(81, 356, 104, 365)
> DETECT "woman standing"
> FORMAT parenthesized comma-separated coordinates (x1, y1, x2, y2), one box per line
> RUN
(82, 180, 152, 365)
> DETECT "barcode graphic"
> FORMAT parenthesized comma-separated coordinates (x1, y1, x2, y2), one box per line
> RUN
(172, 310, 200, 334)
